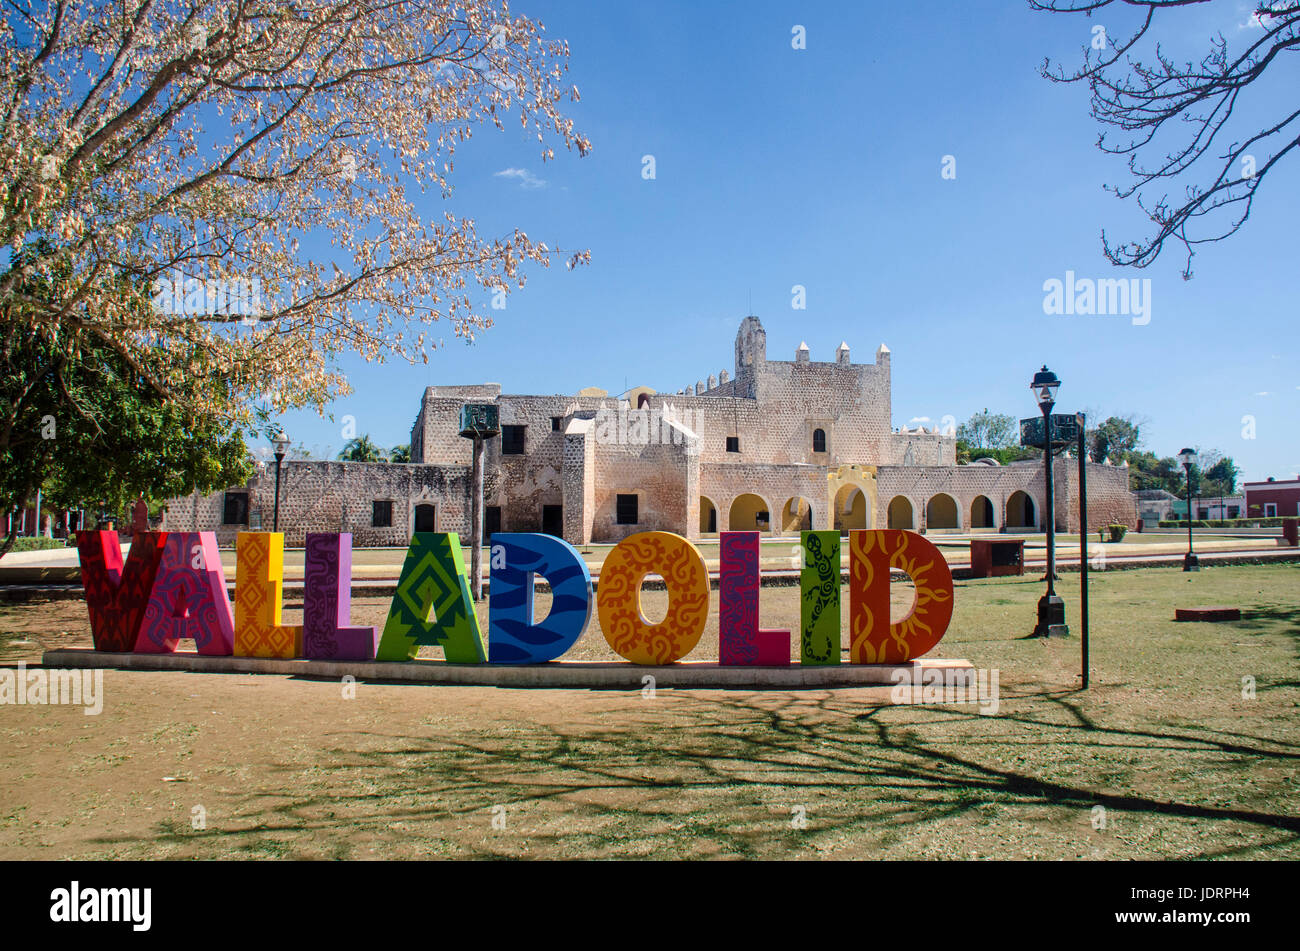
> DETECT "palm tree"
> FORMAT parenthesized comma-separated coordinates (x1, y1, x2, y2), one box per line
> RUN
(390, 443, 410, 463)
(338, 435, 387, 462)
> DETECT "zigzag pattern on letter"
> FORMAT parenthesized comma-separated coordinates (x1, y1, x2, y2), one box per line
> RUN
(234, 532, 302, 658)
(375, 532, 485, 663)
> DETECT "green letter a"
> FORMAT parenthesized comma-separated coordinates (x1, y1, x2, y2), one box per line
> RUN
(375, 533, 486, 663)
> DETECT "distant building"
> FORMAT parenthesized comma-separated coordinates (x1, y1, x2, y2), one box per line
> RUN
(1244, 477, 1300, 519)
(1134, 488, 1180, 525)
(162, 316, 1137, 546)
(5, 504, 84, 540)
(1169, 495, 1244, 521)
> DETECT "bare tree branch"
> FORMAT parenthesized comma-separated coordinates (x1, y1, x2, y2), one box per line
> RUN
(1032, 0, 1299, 277)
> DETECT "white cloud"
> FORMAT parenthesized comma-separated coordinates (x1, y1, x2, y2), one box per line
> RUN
(908, 416, 931, 425)
(494, 167, 547, 189)
(1238, 11, 1264, 30)
(1255, 391, 1270, 396)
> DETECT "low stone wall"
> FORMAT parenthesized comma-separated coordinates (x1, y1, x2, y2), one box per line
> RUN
(162, 460, 473, 547)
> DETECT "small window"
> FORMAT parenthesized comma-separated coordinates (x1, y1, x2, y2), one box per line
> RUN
(485, 506, 502, 537)
(223, 492, 249, 525)
(551, 416, 562, 432)
(726, 436, 740, 453)
(616, 494, 638, 525)
(372, 500, 393, 528)
(812, 428, 826, 453)
(543, 504, 563, 536)
(502, 425, 526, 455)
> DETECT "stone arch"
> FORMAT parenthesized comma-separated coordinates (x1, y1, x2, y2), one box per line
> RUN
(1006, 490, 1037, 530)
(832, 483, 867, 534)
(926, 493, 960, 531)
(699, 495, 718, 535)
(970, 494, 995, 530)
(728, 493, 773, 533)
(781, 496, 814, 533)
(826, 465, 878, 534)
(887, 495, 915, 530)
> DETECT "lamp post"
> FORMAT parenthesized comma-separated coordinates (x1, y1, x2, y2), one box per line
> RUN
(272, 430, 289, 532)
(1032, 366, 1068, 637)
(458, 404, 501, 602)
(1178, 447, 1199, 571)
(1076, 412, 1090, 687)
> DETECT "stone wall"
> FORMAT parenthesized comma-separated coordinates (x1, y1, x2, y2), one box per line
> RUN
(160, 315, 1136, 547)
(1057, 461, 1138, 534)
(163, 460, 472, 547)
(587, 420, 697, 544)
(699, 463, 827, 534)
(874, 459, 1136, 534)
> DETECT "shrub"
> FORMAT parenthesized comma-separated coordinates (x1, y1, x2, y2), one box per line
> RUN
(1159, 518, 1288, 529)
(8, 536, 68, 552)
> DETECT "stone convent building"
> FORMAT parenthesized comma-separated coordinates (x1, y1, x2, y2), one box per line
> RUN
(163, 316, 1136, 546)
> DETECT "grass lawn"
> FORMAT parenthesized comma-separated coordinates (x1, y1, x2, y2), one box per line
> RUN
(0, 562, 1297, 859)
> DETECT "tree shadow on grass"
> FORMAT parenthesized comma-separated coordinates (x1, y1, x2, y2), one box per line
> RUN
(84, 687, 1300, 859)
(1226, 606, 1300, 654)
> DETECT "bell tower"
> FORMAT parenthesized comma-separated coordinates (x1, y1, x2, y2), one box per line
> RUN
(733, 315, 766, 399)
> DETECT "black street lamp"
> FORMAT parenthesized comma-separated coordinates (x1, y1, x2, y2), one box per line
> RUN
(272, 430, 289, 532)
(1032, 366, 1068, 637)
(1178, 447, 1199, 572)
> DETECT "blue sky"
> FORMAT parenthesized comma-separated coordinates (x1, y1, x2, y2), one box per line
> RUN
(272, 0, 1298, 485)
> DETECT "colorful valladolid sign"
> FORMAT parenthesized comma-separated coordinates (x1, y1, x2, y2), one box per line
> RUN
(75, 529, 953, 666)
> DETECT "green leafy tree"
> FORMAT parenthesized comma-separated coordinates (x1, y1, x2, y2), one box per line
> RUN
(956, 409, 1017, 450)
(1203, 456, 1239, 495)
(1086, 416, 1142, 464)
(338, 435, 387, 463)
(961, 445, 1041, 466)
(1, 244, 252, 559)
(955, 409, 1038, 465)
(1127, 451, 1187, 496)
(390, 444, 411, 463)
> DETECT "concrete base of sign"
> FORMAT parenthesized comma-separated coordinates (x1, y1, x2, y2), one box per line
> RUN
(1174, 606, 1242, 622)
(40, 648, 973, 689)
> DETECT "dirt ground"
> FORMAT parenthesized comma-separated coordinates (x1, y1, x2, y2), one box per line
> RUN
(1, 564, 1297, 860)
